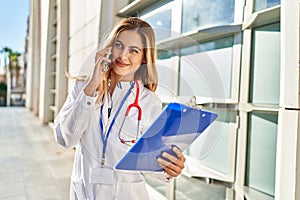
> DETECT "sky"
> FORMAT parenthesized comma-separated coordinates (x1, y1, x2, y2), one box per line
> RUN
(0, 0, 29, 74)
(0, 0, 29, 53)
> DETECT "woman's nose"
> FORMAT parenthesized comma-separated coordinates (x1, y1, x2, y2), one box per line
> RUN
(119, 48, 130, 59)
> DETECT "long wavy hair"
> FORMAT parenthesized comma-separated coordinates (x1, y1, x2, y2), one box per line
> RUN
(67, 17, 158, 104)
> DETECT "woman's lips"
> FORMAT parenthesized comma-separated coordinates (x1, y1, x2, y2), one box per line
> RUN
(116, 60, 129, 67)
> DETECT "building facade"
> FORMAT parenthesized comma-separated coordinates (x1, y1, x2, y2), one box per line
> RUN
(26, 0, 300, 199)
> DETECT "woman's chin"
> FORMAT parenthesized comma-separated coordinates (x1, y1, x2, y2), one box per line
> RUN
(111, 68, 135, 81)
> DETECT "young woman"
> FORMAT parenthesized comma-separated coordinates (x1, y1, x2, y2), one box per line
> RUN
(54, 17, 185, 200)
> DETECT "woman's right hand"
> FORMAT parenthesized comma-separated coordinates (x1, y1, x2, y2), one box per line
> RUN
(83, 47, 112, 96)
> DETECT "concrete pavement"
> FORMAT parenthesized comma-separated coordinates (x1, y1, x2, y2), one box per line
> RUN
(0, 107, 226, 200)
(0, 107, 74, 200)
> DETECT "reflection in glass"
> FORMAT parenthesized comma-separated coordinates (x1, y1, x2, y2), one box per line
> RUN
(187, 108, 236, 174)
(144, 9, 171, 41)
(156, 58, 178, 97)
(254, 0, 280, 12)
(175, 175, 226, 199)
(144, 175, 167, 198)
(179, 37, 233, 99)
(246, 112, 278, 196)
(249, 23, 280, 104)
(182, 0, 234, 33)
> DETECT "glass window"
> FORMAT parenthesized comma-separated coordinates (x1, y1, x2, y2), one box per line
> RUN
(156, 58, 178, 97)
(249, 23, 280, 105)
(254, 0, 280, 12)
(142, 9, 171, 41)
(175, 175, 226, 199)
(144, 175, 167, 199)
(186, 108, 236, 175)
(179, 37, 233, 99)
(182, 0, 235, 33)
(246, 112, 278, 196)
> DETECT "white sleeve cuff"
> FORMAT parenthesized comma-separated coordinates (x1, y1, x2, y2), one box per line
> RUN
(76, 90, 99, 109)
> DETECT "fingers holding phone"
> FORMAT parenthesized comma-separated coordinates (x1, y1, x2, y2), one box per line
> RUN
(95, 47, 112, 72)
(84, 47, 112, 96)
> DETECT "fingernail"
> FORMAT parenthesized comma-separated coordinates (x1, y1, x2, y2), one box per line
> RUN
(172, 145, 181, 151)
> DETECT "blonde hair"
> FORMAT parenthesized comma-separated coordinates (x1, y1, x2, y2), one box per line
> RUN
(67, 17, 158, 104)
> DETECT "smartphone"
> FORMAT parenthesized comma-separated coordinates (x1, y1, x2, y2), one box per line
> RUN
(103, 52, 112, 72)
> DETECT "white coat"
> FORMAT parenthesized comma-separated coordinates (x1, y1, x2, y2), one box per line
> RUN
(54, 80, 169, 200)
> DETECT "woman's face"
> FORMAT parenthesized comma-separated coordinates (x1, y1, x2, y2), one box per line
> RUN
(111, 30, 145, 81)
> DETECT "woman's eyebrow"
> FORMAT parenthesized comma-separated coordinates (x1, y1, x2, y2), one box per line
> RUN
(130, 46, 142, 51)
(116, 40, 142, 51)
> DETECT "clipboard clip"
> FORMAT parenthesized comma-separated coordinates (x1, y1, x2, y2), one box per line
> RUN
(185, 96, 202, 109)
(185, 96, 203, 109)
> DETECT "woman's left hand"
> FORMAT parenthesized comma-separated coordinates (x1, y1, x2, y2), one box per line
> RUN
(157, 146, 186, 178)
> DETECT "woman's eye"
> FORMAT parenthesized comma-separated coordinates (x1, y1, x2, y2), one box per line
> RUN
(115, 42, 122, 48)
(130, 49, 139, 54)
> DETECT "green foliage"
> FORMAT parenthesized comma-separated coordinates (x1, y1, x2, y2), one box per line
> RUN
(0, 82, 7, 97)
(1, 46, 21, 68)
(0, 82, 7, 106)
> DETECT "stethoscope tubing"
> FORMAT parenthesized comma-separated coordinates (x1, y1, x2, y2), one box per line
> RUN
(119, 80, 142, 144)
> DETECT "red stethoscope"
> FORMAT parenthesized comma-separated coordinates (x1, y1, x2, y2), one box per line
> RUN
(99, 79, 142, 165)
(118, 79, 142, 145)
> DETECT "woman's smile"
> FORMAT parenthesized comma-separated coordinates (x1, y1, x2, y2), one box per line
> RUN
(116, 59, 130, 68)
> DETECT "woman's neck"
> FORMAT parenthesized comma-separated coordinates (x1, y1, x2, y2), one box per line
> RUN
(109, 71, 134, 94)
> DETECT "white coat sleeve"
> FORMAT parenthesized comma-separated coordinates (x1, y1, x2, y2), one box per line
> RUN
(54, 80, 98, 148)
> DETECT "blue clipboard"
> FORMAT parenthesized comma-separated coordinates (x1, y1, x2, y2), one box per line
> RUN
(114, 103, 218, 171)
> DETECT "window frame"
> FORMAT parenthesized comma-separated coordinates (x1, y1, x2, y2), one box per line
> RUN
(237, 3, 282, 199)
(116, 0, 300, 199)
(138, 0, 243, 187)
